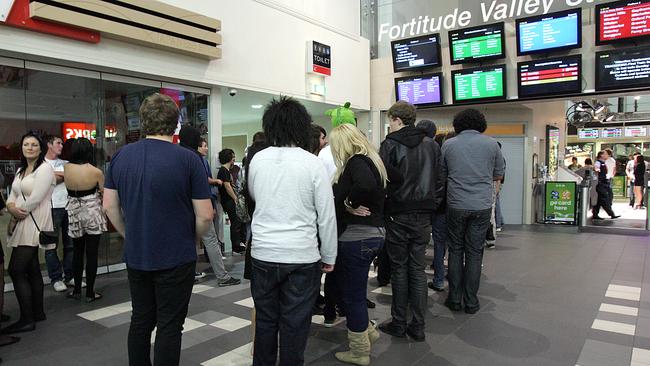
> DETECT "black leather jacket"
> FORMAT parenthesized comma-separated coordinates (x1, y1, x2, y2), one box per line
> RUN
(380, 125, 443, 214)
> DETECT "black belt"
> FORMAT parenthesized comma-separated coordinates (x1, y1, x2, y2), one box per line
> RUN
(67, 188, 98, 197)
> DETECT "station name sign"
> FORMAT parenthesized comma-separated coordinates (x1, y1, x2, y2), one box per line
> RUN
(379, 0, 602, 41)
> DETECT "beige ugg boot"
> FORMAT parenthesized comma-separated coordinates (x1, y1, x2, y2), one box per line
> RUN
(367, 321, 380, 344)
(335, 329, 371, 366)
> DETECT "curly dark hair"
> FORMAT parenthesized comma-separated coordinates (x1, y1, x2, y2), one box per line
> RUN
(18, 131, 47, 177)
(453, 108, 487, 134)
(140, 93, 180, 137)
(387, 101, 416, 125)
(263, 96, 312, 149)
(218, 149, 235, 165)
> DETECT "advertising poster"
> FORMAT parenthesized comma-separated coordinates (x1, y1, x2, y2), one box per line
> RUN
(545, 181, 577, 224)
(612, 176, 626, 197)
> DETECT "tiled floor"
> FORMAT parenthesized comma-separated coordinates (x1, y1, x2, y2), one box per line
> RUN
(1, 225, 650, 365)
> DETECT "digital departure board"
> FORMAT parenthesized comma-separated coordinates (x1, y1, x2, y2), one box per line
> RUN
(602, 127, 623, 138)
(578, 128, 600, 139)
(452, 65, 506, 103)
(518, 55, 582, 98)
(391, 34, 442, 72)
(625, 126, 648, 137)
(395, 73, 443, 107)
(597, 0, 650, 45)
(448, 22, 505, 64)
(516, 9, 582, 56)
(596, 47, 650, 91)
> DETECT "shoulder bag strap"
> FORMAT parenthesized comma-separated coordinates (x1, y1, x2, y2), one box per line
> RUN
(21, 191, 42, 233)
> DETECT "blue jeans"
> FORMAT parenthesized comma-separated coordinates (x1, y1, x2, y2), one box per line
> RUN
(446, 208, 492, 311)
(495, 193, 504, 228)
(44, 208, 73, 282)
(430, 213, 448, 288)
(251, 259, 321, 366)
(337, 237, 383, 332)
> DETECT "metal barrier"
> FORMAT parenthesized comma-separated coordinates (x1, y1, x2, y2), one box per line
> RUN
(579, 184, 590, 228)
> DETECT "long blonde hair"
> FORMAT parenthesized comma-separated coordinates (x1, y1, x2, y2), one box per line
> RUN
(329, 124, 388, 187)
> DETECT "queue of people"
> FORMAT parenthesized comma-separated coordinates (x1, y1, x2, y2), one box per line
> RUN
(0, 94, 506, 366)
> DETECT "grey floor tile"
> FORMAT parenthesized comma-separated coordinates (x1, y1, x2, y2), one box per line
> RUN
(188, 310, 231, 324)
(94, 311, 132, 328)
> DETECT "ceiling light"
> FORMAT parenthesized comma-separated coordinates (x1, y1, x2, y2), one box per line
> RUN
(251, 104, 263, 109)
(634, 96, 641, 100)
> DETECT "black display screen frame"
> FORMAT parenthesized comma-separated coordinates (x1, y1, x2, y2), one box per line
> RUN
(448, 22, 506, 65)
(596, 0, 650, 46)
(390, 33, 442, 72)
(595, 46, 650, 92)
(516, 8, 583, 56)
(517, 55, 583, 99)
(394, 72, 444, 108)
(451, 64, 507, 104)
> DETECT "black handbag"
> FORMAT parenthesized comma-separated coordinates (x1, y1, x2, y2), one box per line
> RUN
(21, 192, 57, 246)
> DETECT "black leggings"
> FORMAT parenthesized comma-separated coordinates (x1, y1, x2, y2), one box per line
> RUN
(8, 246, 44, 323)
(72, 235, 100, 298)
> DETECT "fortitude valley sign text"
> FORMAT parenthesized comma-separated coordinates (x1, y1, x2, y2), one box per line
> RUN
(379, 0, 601, 41)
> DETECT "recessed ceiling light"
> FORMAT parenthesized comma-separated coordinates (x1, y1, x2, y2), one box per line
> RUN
(634, 96, 641, 100)
(251, 104, 263, 109)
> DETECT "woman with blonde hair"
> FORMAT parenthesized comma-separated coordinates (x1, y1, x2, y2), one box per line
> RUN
(329, 123, 393, 365)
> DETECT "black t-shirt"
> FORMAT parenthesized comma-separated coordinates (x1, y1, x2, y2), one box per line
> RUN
(217, 166, 233, 204)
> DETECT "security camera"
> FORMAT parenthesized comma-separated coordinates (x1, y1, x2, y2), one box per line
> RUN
(228, 89, 238, 97)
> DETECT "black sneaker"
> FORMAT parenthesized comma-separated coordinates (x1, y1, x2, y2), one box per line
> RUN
(323, 316, 337, 328)
(610, 215, 621, 219)
(366, 298, 376, 309)
(406, 327, 425, 342)
(194, 272, 207, 281)
(444, 299, 462, 312)
(485, 242, 496, 249)
(378, 321, 406, 338)
(217, 277, 241, 287)
(427, 281, 444, 292)
(464, 306, 480, 314)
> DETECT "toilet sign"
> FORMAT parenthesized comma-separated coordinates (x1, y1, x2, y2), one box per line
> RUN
(307, 40, 331, 76)
(0, 0, 15, 22)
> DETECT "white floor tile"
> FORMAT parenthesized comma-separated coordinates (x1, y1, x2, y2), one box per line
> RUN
(183, 318, 207, 333)
(211, 316, 250, 331)
(201, 343, 253, 366)
(591, 319, 636, 336)
(192, 284, 214, 294)
(234, 297, 255, 309)
(631, 348, 650, 366)
(600, 303, 639, 317)
(109, 301, 133, 313)
(78, 307, 123, 321)
(608, 285, 642, 295)
(606, 290, 641, 301)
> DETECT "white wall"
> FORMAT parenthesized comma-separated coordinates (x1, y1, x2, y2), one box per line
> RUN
(0, 0, 370, 109)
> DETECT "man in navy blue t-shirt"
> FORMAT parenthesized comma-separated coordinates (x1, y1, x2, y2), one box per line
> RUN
(103, 93, 213, 366)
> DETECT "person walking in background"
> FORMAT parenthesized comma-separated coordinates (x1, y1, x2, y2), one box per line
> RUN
(486, 142, 506, 249)
(103, 93, 214, 366)
(605, 148, 617, 207)
(626, 153, 639, 207)
(3, 132, 55, 334)
(378, 101, 442, 342)
(442, 109, 505, 315)
(247, 96, 337, 365)
(593, 150, 620, 220)
(576, 158, 598, 213)
(568, 157, 581, 172)
(44, 134, 74, 293)
(217, 148, 246, 254)
(633, 155, 646, 210)
(64, 138, 107, 302)
(329, 123, 389, 365)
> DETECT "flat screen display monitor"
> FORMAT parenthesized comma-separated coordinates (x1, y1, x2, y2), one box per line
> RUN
(391, 34, 442, 72)
(395, 73, 443, 107)
(517, 55, 582, 98)
(624, 126, 648, 137)
(516, 9, 582, 56)
(596, 47, 650, 91)
(602, 127, 623, 138)
(596, 0, 650, 45)
(448, 22, 505, 65)
(451, 65, 506, 104)
(578, 128, 600, 139)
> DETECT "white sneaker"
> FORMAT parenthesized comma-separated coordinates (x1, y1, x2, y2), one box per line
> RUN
(66, 279, 87, 288)
(53, 281, 67, 292)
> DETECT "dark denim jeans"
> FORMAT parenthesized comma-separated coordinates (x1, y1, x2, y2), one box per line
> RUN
(127, 261, 195, 366)
(385, 212, 431, 333)
(446, 208, 492, 311)
(430, 213, 448, 288)
(323, 258, 342, 320)
(251, 259, 321, 366)
(44, 208, 73, 282)
(337, 237, 383, 332)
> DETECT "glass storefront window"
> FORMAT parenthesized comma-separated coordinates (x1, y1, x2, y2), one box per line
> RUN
(0, 59, 210, 284)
